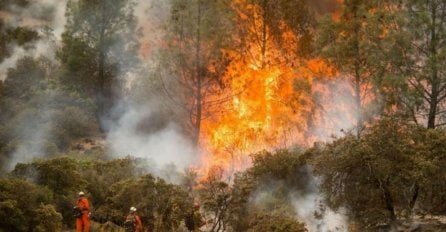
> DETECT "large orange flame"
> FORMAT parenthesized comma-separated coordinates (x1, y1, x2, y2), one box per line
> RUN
(197, 0, 352, 177)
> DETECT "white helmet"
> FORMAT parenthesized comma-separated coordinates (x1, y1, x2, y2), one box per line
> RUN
(130, 207, 137, 212)
(78, 191, 85, 196)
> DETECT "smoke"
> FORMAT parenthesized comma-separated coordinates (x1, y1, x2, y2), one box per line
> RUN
(249, 167, 348, 232)
(6, 93, 57, 170)
(105, 100, 198, 180)
(0, 0, 67, 81)
(290, 175, 348, 232)
(308, 79, 358, 142)
(133, 0, 171, 59)
(104, 0, 200, 182)
(1, 1, 67, 169)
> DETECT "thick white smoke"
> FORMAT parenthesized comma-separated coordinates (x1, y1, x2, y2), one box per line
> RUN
(105, 0, 199, 182)
(309, 79, 358, 141)
(106, 101, 198, 176)
(6, 98, 55, 170)
(290, 176, 348, 232)
(250, 169, 348, 232)
(0, 0, 67, 81)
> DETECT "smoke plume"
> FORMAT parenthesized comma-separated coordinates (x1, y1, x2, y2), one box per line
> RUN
(0, 0, 67, 81)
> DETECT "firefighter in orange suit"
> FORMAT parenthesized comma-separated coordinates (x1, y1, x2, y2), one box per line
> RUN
(125, 207, 143, 232)
(76, 191, 90, 232)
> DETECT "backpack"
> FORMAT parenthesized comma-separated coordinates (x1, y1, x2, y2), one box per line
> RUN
(124, 215, 136, 232)
(73, 206, 82, 218)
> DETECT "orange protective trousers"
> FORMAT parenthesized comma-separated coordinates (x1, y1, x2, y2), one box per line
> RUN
(76, 213, 90, 232)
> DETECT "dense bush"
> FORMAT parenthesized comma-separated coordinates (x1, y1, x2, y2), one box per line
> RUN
(247, 211, 307, 232)
(311, 118, 446, 229)
(0, 178, 55, 231)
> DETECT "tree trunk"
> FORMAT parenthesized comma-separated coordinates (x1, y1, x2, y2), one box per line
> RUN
(97, 1, 107, 128)
(260, 0, 268, 68)
(409, 183, 419, 211)
(193, 0, 202, 146)
(427, 1, 439, 129)
(352, 5, 363, 138)
(383, 184, 397, 222)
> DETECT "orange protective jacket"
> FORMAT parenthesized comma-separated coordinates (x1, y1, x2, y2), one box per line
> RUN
(77, 197, 90, 214)
(126, 214, 143, 232)
(76, 197, 90, 232)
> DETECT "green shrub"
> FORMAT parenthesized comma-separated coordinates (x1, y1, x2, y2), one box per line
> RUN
(0, 178, 55, 231)
(33, 204, 63, 232)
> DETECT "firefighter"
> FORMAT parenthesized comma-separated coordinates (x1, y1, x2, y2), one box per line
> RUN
(124, 206, 143, 232)
(185, 203, 205, 232)
(75, 191, 90, 232)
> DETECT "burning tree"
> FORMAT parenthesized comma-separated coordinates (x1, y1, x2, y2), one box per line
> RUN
(316, 0, 395, 137)
(199, 0, 338, 172)
(159, 0, 235, 146)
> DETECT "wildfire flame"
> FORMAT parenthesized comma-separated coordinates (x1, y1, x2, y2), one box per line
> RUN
(198, 0, 345, 176)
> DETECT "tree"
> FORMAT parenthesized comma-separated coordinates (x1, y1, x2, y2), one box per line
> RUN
(311, 118, 444, 228)
(235, 0, 314, 65)
(0, 178, 55, 231)
(316, 0, 393, 136)
(198, 167, 232, 232)
(391, 0, 446, 129)
(3, 57, 46, 99)
(0, 0, 38, 63)
(160, 0, 234, 145)
(59, 0, 139, 116)
(12, 157, 87, 226)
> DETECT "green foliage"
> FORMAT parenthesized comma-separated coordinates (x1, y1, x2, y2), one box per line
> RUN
(249, 149, 309, 185)
(394, 0, 446, 128)
(59, 0, 139, 101)
(412, 128, 446, 214)
(3, 57, 46, 99)
(51, 106, 100, 148)
(100, 175, 191, 231)
(316, 0, 394, 133)
(0, 17, 38, 63)
(5, 27, 39, 46)
(12, 157, 86, 195)
(0, 200, 27, 231)
(33, 204, 63, 232)
(161, 0, 236, 142)
(198, 167, 232, 231)
(247, 210, 307, 232)
(0, 55, 100, 166)
(311, 118, 446, 228)
(0, 178, 54, 231)
(82, 157, 147, 209)
(213, 149, 310, 231)
(12, 157, 87, 226)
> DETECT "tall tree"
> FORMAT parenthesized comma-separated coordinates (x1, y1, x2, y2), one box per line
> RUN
(232, 0, 314, 69)
(160, 0, 234, 145)
(393, 0, 446, 129)
(58, 0, 139, 115)
(316, 0, 392, 136)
